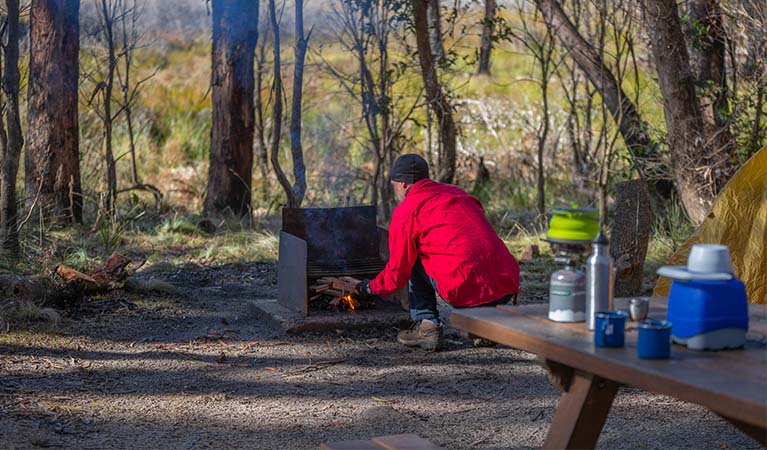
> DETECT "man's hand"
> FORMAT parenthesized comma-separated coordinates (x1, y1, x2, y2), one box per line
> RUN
(355, 279, 373, 300)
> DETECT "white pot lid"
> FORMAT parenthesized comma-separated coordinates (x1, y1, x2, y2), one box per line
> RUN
(657, 265, 733, 281)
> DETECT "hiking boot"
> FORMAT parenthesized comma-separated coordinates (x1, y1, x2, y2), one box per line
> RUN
(397, 320, 444, 351)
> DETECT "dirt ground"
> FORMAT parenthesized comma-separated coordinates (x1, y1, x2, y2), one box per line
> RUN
(0, 260, 760, 450)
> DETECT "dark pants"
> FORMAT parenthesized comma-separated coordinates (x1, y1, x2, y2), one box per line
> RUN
(408, 258, 514, 323)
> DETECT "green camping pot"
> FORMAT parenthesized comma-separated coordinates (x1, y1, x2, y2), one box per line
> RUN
(546, 206, 600, 243)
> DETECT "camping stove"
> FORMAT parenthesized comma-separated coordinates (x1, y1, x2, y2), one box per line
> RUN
(546, 240, 591, 322)
(545, 206, 599, 323)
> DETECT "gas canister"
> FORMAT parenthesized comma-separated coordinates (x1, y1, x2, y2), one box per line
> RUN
(548, 267, 586, 322)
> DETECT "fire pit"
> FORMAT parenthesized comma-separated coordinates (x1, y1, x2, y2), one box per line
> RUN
(277, 206, 404, 316)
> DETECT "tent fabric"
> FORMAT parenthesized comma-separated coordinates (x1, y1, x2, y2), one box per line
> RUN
(653, 147, 767, 304)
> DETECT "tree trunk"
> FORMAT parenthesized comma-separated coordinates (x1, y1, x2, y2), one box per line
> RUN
(1, 0, 23, 260)
(355, 3, 384, 213)
(537, 67, 549, 216)
(254, 38, 269, 202)
(120, 7, 138, 186)
(204, 0, 258, 217)
(426, 0, 445, 64)
(685, 0, 734, 159)
(100, 0, 117, 212)
(686, 0, 728, 119)
(751, 83, 764, 152)
(642, 0, 728, 224)
(289, 0, 308, 207)
(26, 0, 82, 225)
(378, 16, 393, 221)
(610, 179, 652, 297)
(125, 101, 138, 184)
(534, 0, 663, 192)
(413, 0, 456, 183)
(478, 0, 495, 75)
(268, 0, 295, 208)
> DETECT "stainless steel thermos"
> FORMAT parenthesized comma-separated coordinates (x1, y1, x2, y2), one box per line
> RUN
(586, 232, 614, 330)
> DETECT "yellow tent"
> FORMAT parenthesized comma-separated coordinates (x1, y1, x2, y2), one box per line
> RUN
(654, 147, 767, 304)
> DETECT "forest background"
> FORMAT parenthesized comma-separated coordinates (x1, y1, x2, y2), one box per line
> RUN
(0, 0, 764, 294)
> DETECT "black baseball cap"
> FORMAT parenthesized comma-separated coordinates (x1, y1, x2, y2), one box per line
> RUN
(390, 154, 430, 183)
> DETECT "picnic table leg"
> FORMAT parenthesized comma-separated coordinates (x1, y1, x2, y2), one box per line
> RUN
(542, 369, 619, 450)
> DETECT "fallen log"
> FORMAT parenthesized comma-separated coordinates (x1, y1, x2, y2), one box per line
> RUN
(55, 252, 145, 292)
(1, 253, 154, 309)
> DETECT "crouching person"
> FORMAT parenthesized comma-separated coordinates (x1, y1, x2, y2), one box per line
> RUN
(356, 154, 520, 351)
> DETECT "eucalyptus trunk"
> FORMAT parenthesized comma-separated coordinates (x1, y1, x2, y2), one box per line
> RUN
(413, 0, 456, 183)
(26, 0, 82, 225)
(478, 0, 495, 75)
(642, 0, 730, 224)
(289, 0, 308, 207)
(204, 0, 258, 217)
(1, 0, 23, 259)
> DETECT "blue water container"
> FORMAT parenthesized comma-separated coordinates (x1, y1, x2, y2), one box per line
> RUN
(666, 278, 749, 350)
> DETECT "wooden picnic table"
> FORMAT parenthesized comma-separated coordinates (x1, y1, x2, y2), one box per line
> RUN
(450, 297, 767, 449)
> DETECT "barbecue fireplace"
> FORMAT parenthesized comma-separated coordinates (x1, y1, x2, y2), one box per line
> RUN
(278, 206, 404, 316)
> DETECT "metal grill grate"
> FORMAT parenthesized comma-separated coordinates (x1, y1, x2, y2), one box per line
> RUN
(308, 257, 386, 278)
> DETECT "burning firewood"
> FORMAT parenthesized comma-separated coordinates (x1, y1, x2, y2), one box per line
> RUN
(309, 276, 360, 295)
(308, 276, 363, 311)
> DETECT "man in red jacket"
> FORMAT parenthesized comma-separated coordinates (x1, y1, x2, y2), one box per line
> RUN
(356, 154, 520, 351)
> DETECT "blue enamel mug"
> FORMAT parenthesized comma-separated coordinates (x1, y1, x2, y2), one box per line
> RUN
(594, 311, 627, 347)
(638, 320, 672, 359)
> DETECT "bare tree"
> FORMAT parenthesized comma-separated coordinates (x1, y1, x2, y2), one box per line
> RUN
(504, 1, 559, 216)
(288, 0, 309, 207)
(533, 0, 664, 195)
(478, 0, 495, 75)
(114, 0, 161, 206)
(413, 0, 456, 183)
(254, 15, 270, 202)
(320, 0, 419, 218)
(99, 0, 117, 210)
(26, 0, 82, 225)
(555, 0, 592, 193)
(203, 0, 258, 217)
(552, 0, 646, 219)
(79, 0, 159, 216)
(268, 0, 295, 208)
(0, 0, 23, 259)
(81, 0, 132, 212)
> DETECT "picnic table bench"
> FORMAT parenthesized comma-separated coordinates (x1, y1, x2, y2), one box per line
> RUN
(451, 297, 767, 449)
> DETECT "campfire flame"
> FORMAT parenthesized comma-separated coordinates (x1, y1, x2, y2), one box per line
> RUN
(338, 294, 359, 311)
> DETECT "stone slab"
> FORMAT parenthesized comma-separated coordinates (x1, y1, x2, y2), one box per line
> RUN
(247, 298, 412, 334)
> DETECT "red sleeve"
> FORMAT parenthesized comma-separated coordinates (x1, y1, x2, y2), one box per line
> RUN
(369, 207, 417, 296)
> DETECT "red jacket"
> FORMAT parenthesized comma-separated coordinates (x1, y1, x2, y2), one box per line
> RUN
(370, 179, 520, 307)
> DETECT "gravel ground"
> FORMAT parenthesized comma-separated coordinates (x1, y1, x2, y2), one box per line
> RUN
(0, 261, 760, 450)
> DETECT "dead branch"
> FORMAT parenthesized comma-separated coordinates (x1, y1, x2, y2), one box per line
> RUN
(55, 252, 144, 292)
